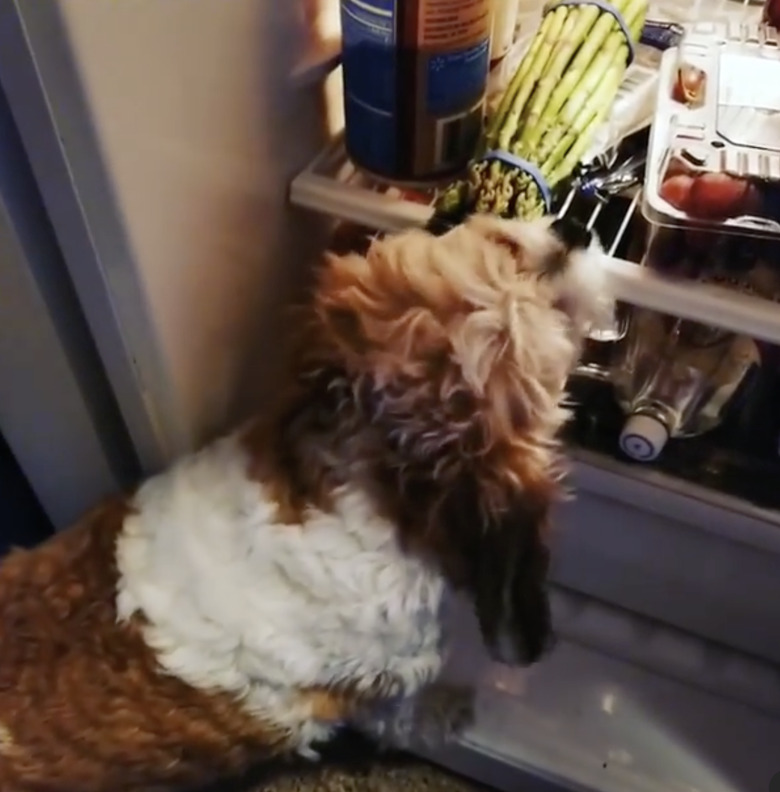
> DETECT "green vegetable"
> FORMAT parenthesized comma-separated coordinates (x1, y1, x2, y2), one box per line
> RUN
(435, 0, 648, 221)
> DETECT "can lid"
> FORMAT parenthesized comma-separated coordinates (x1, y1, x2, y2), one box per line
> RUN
(619, 413, 670, 462)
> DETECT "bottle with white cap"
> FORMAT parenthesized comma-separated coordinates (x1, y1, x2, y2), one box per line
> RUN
(611, 308, 761, 463)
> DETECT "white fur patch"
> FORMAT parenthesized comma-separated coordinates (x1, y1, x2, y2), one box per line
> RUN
(115, 433, 447, 753)
(553, 231, 615, 340)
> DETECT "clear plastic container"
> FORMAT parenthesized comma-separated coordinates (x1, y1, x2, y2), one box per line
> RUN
(643, 19, 780, 240)
(611, 308, 761, 462)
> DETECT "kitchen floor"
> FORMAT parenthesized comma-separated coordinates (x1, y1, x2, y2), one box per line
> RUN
(248, 760, 487, 792)
(197, 731, 488, 792)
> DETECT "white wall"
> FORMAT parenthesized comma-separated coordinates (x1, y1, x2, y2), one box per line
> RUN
(60, 0, 335, 445)
(5, 0, 334, 465)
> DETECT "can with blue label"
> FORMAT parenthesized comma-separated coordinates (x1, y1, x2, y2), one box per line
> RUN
(340, 0, 492, 183)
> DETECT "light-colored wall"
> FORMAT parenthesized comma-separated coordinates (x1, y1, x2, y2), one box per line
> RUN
(52, 0, 334, 451)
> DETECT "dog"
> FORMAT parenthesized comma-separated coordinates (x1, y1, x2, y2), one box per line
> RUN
(0, 214, 612, 791)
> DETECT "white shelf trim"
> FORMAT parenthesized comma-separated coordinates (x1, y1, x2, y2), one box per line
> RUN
(601, 255, 780, 346)
(290, 171, 433, 231)
(291, 161, 780, 346)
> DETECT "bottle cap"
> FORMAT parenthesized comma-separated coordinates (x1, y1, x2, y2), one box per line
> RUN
(619, 413, 670, 462)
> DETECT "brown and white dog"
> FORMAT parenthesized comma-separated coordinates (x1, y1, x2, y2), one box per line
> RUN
(0, 214, 613, 791)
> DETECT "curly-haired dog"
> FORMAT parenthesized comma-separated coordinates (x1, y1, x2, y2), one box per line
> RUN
(0, 215, 613, 791)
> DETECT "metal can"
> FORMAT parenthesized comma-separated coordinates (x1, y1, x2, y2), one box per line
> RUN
(340, 0, 492, 183)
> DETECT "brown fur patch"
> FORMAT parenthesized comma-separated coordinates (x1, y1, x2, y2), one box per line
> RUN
(0, 499, 293, 792)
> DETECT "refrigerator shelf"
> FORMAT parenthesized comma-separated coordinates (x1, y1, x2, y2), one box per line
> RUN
(291, 138, 780, 346)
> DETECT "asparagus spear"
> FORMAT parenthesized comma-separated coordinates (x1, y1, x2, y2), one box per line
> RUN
(436, 181, 466, 216)
(547, 64, 626, 185)
(533, 0, 645, 165)
(478, 7, 571, 209)
(522, 0, 636, 155)
(466, 162, 488, 209)
(432, 0, 649, 221)
(492, 168, 518, 216)
(535, 36, 628, 164)
(479, 12, 559, 204)
(485, 12, 551, 149)
(514, 4, 602, 155)
(539, 41, 629, 181)
(497, 6, 569, 151)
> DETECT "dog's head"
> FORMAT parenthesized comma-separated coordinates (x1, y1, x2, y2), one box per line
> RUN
(302, 214, 613, 666)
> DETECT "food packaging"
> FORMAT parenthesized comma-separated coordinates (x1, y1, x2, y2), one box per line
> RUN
(340, 0, 491, 182)
(643, 20, 780, 245)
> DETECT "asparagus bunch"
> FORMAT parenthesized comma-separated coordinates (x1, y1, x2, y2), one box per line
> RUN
(436, 0, 648, 221)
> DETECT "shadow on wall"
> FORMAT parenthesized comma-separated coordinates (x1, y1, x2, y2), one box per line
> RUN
(0, 431, 52, 556)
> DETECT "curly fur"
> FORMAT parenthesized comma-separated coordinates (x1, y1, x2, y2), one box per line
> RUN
(0, 215, 612, 791)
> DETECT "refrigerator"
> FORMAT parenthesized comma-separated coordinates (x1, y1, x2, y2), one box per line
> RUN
(0, 1, 778, 791)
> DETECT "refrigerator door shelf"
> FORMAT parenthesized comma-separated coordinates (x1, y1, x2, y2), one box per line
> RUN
(290, 136, 780, 347)
(416, 592, 780, 792)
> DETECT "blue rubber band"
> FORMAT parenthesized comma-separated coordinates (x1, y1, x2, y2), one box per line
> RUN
(544, 0, 636, 64)
(481, 150, 553, 211)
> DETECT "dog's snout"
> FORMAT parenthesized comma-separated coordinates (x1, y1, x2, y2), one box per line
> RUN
(487, 623, 555, 668)
(488, 632, 529, 667)
(550, 217, 592, 251)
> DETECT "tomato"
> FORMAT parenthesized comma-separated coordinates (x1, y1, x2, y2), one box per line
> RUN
(659, 174, 695, 212)
(688, 173, 752, 219)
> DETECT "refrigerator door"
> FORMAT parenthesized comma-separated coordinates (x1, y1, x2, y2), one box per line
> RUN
(0, 81, 139, 529)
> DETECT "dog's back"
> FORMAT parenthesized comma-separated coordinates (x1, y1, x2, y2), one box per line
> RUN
(0, 497, 286, 792)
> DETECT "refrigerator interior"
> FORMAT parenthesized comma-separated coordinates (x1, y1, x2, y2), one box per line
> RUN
(290, 0, 780, 790)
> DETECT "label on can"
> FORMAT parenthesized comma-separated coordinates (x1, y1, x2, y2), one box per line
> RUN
(340, 0, 491, 182)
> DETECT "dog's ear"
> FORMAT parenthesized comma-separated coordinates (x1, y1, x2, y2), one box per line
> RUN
(311, 252, 373, 367)
(474, 500, 554, 666)
(428, 481, 554, 668)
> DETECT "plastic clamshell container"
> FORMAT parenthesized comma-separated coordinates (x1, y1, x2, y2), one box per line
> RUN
(643, 20, 780, 240)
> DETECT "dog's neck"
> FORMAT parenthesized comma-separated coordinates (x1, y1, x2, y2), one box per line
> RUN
(247, 366, 481, 580)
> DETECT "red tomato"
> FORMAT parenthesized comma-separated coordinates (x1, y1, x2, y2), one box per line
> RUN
(688, 173, 752, 219)
(659, 174, 695, 212)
